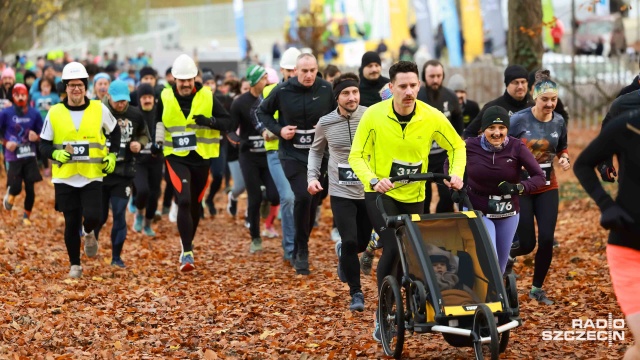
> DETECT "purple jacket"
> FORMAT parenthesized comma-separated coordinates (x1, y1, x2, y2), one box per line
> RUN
(461, 136, 546, 215)
(0, 106, 43, 162)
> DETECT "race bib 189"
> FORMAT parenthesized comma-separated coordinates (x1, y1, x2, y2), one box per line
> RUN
(65, 141, 90, 161)
(248, 135, 265, 153)
(172, 132, 197, 152)
(487, 194, 516, 219)
(293, 129, 315, 149)
(337, 163, 359, 185)
(16, 143, 35, 158)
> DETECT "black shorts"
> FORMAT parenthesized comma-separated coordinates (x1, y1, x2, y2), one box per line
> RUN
(8, 158, 42, 184)
(103, 174, 133, 199)
(54, 181, 102, 212)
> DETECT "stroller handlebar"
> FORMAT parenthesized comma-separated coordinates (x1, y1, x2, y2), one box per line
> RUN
(375, 172, 474, 228)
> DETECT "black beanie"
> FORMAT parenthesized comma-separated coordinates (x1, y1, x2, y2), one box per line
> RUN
(361, 51, 381, 68)
(139, 66, 157, 79)
(481, 106, 510, 132)
(430, 255, 450, 269)
(137, 83, 155, 98)
(503, 65, 528, 86)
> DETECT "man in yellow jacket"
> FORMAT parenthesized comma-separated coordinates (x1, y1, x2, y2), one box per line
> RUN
(154, 54, 233, 272)
(348, 60, 466, 341)
(39, 62, 121, 278)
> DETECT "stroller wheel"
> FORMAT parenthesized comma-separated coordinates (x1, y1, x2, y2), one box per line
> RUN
(379, 275, 405, 359)
(505, 274, 519, 313)
(472, 304, 499, 360)
(412, 280, 427, 322)
(499, 329, 510, 354)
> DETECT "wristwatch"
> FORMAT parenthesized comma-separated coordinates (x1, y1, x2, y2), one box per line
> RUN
(516, 183, 524, 195)
(369, 178, 379, 190)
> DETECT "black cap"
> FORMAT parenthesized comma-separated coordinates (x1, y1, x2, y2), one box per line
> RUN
(361, 51, 381, 68)
(139, 66, 157, 79)
(504, 65, 528, 86)
(430, 255, 450, 268)
(481, 106, 510, 132)
(137, 83, 155, 99)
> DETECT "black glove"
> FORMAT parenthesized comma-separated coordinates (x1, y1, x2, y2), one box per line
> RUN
(598, 161, 617, 183)
(150, 142, 163, 155)
(193, 114, 216, 128)
(498, 181, 520, 195)
(600, 205, 634, 231)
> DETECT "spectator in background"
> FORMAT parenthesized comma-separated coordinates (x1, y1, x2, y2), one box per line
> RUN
(0, 67, 15, 107)
(323, 65, 341, 83)
(164, 67, 175, 88)
(240, 78, 251, 94)
(23, 70, 37, 91)
(130, 66, 162, 107)
(376, 39, 388, 55)
(93, 72, 111, 101)
(30, 77, 60, 119)
(225, 71, 238, 82)
(447, 74, 480, 129)
(272, 41, 282, 63)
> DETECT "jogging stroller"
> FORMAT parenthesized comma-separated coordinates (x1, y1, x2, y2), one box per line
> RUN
(376, 173, 521, 360)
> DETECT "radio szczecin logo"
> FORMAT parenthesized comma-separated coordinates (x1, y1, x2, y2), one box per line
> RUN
(541, 313, 625, 346)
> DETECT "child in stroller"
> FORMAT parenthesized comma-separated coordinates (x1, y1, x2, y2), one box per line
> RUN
(429, 245, 481, 305)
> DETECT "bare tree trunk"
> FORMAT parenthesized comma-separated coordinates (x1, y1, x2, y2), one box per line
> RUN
(507, 0, 544, 71)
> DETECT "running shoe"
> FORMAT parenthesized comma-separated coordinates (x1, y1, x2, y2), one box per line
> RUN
(529, 288, 554, 305)
(68, 265, 83, 278)
(372, 318, 381, 342)
(360, 251, 374, 275)
(3, 186, 14, 211)
(111, 257, 126, 268)
(133, 213, 144, 232)
(83, 228, 98, 258)
(261, 226, 279, 238)
(205, 199, 216, 216)
(180, 252, 195, 272)
(169, 201, 178, 223)
(153, 210, 162, 223)
(227, 192, 238, 217)
(127, 196, 136, 214)
(143, 226, 156, 237)
(294, 250, 310, 275)
(350, 292, 365, 312)
(22, 218, 32, 226)
(330, 227, 341, 242)
(249, 237, 263, 254)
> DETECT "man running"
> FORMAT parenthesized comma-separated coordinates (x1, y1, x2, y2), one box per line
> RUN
(1, 83, 43, 225)
(39, 62, 121, 278)
(348, 61, 466, 340)
(155, 54, 232, 272)
(95, 79, 149, 268)
(257, 53, 335, 274)
(358, 51, 390, 107)
(308, 73, 371, 311)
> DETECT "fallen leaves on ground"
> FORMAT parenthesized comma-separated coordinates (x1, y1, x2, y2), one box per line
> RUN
(0, 128, 632, 359)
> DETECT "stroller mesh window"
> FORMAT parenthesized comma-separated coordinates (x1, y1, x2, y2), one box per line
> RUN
(403, 217, 501, 306)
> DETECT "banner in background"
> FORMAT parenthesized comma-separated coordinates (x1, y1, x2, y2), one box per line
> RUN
(233, 0, 246, 60)
(441, 0, 463, 66)
(460, 0, 484, 63)
(412, 0, 434, 58)
(480, 0, 506, 57)
(288, 0, 299, 42)
(387, 0, 412, 60)
(542, 0, 555, 50)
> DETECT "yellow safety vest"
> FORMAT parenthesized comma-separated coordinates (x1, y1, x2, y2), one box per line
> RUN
(161, 87, 220, 159)
(262, 84, 279, 152)
(50, 101, 107, 179)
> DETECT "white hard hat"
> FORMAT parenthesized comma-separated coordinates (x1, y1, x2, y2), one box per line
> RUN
(280, 47, 302, 70)
(171, 54, 198, 80)
(61, 62, 89, 80)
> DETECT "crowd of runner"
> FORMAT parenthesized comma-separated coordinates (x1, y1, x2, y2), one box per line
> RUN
(0, 48, 638, 355)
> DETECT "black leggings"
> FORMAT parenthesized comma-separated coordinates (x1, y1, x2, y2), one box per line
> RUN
(424, 152, 454, 213)
(55, 182, 103, 266)
(134, 161, 163, 219)
(510, 189, 559, 288)
(282, 158, 322, 255)
(239, 153, 279, 238)
(165, 158, 209, 253)
(8, 180, 35, 212)
(331, 196, 371, 295)
(365, 192, 424, 290)
(7, 158, 41, 212)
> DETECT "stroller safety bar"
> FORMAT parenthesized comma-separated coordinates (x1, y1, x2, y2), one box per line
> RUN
(431, 320, 520, 339)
